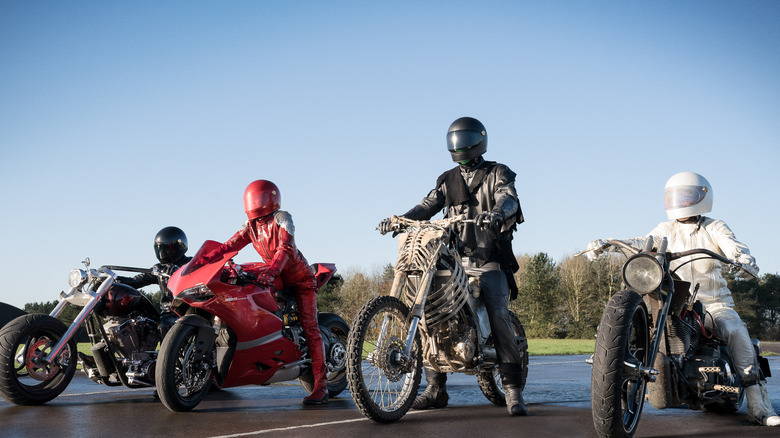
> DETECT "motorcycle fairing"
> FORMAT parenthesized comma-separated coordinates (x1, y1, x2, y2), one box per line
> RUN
(170, 240, 304, 389)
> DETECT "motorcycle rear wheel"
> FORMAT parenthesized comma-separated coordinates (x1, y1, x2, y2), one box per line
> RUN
(477, 311, 529, 405)
(299, 312, 349, 398)
(156, 322, 213, 412)
(591, 290, 650, 438)
(0, 314, 77, 405)
(346, 296, 422, 423)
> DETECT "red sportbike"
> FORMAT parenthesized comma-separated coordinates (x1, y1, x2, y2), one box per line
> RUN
(155, 240, 349, 412)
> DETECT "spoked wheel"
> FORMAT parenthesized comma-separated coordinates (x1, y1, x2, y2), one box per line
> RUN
(477, 311, 529, 405)
(299, 313, 350, 398)
(0, 314, 77, 405)
(591, 290, 651, 438)
(156, 322, 214, 412)
(346, 296, 422, 423)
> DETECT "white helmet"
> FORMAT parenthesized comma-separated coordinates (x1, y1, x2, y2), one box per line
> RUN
(664, 171, 712, 220)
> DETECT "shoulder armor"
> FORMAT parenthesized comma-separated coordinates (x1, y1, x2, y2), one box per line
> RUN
(274, 210, 295, 236)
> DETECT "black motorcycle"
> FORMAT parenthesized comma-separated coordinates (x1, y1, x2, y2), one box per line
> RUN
(0, 258, 175, 405)
(584, 239, 771, 438)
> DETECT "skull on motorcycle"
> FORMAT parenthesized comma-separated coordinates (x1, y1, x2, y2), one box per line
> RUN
(664, 172, 712, 220)
(244, 180, 281, 220)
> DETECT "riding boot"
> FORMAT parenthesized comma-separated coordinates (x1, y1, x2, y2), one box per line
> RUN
(303, 363, 329, 405)
(500, 363, 527, 416)
(297, 287, 329, 405)
(746, 381, 780, 426)
(411, 368, 448, 410)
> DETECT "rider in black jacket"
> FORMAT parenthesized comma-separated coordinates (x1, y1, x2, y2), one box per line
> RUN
(117, 226, 191, 312)
(378, 117, 527, 416)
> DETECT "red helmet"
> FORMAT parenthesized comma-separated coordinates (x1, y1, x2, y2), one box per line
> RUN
(243, 180, 281, 220)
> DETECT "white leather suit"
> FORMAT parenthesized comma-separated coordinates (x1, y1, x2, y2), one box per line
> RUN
(586, 171, 778, 426)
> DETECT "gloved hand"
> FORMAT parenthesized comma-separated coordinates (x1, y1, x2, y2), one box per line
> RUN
(256, 267, 279, 287)
(200, 249, 222, 264)
(158, 264, 180, 277)
(584, 239, 608, 261)
(733, 259, 759, 280)
(378, 218, 394, 235)
(475, 211, 503, 229)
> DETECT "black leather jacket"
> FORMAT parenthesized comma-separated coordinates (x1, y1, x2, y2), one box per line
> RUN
(402, 159, 523, 266)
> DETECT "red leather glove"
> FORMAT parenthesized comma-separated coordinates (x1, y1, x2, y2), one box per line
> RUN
(200, 250, 218, 264)
(256, 267, 279, 287)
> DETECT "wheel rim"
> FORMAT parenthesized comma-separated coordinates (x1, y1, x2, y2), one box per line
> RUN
(359, 306, 418, 412)
(13, 331, 72, 390)
(621, 306, 649, 433)
(327, 328, 348, 384)
(173, 331, 211, 398)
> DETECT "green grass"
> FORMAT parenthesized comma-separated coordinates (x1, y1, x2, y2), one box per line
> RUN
(527, 338, 596, 356)
(78, 339, 774, 359)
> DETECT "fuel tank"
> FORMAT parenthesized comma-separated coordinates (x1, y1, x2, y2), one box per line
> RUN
(97, 283, 159, 319)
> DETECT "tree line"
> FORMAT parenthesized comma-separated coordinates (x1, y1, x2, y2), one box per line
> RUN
(22, 253, 780, 341)
(317, 253, 780, 341)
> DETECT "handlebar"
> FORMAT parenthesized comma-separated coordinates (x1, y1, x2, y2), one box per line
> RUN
(576, 240, 760, 280)
(378, 215, 482, 235)
(573, 240, 641, 258)
(103, 265, 152, 274)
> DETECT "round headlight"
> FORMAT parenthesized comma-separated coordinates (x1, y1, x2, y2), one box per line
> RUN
(68, 269, 87, 288)
(622, 254, 663, 294)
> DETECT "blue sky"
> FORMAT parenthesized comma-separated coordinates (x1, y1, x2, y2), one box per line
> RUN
(1, 1, 779, 309)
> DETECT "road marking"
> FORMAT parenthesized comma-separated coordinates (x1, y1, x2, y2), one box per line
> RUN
(60, 388, 150, 397)
(207, 410, 426, 438)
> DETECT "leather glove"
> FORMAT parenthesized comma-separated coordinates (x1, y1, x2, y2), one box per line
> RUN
(200, 249, 222, 264)
(161, 264, 179, 276)
(733, 259, 759, 280)
(475, 211, 503, 229)
(584, 239, 608, 261)
(378, 218, 394, 235)
(256, 267, 279, 287)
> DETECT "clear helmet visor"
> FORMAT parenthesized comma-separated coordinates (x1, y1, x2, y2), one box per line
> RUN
(664, 185, 709, 210)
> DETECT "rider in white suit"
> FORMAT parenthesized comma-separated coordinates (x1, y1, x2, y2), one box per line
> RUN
(587, 171, 779, 427)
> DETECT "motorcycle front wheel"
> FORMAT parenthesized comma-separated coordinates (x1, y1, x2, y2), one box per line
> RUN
(0, 314, 77, 405)
(591, 290, 650, 438)
(156, 321, 214, 412)
(476, 311, 529, 405)
(346, 296, 422, 423)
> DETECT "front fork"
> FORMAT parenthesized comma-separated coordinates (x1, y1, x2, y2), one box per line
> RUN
(628, 288, 672, 383)
(385, 259, 437, 361)
(45, 272, 115, 364)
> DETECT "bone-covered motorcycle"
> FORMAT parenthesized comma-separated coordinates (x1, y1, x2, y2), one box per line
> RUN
(346, 215, 528, 423)
(154, 240, 349, 412)
(0, 260, 175, 405)
(584, 239, 771, 438)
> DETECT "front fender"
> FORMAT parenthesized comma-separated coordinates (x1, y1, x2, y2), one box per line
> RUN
(175, 314, 217, 362)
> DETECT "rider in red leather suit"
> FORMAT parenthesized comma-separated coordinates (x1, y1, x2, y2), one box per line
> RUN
(205, 180, 328, 405)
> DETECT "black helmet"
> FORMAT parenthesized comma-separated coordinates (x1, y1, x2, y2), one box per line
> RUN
(446, 117, 487, 163)
(154, 226, 188, 264)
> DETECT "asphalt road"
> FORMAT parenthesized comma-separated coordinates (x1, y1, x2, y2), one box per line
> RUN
(1, 355, 778, 438)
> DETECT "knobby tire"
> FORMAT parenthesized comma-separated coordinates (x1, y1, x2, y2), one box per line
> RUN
(346, 296, 422, 423)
